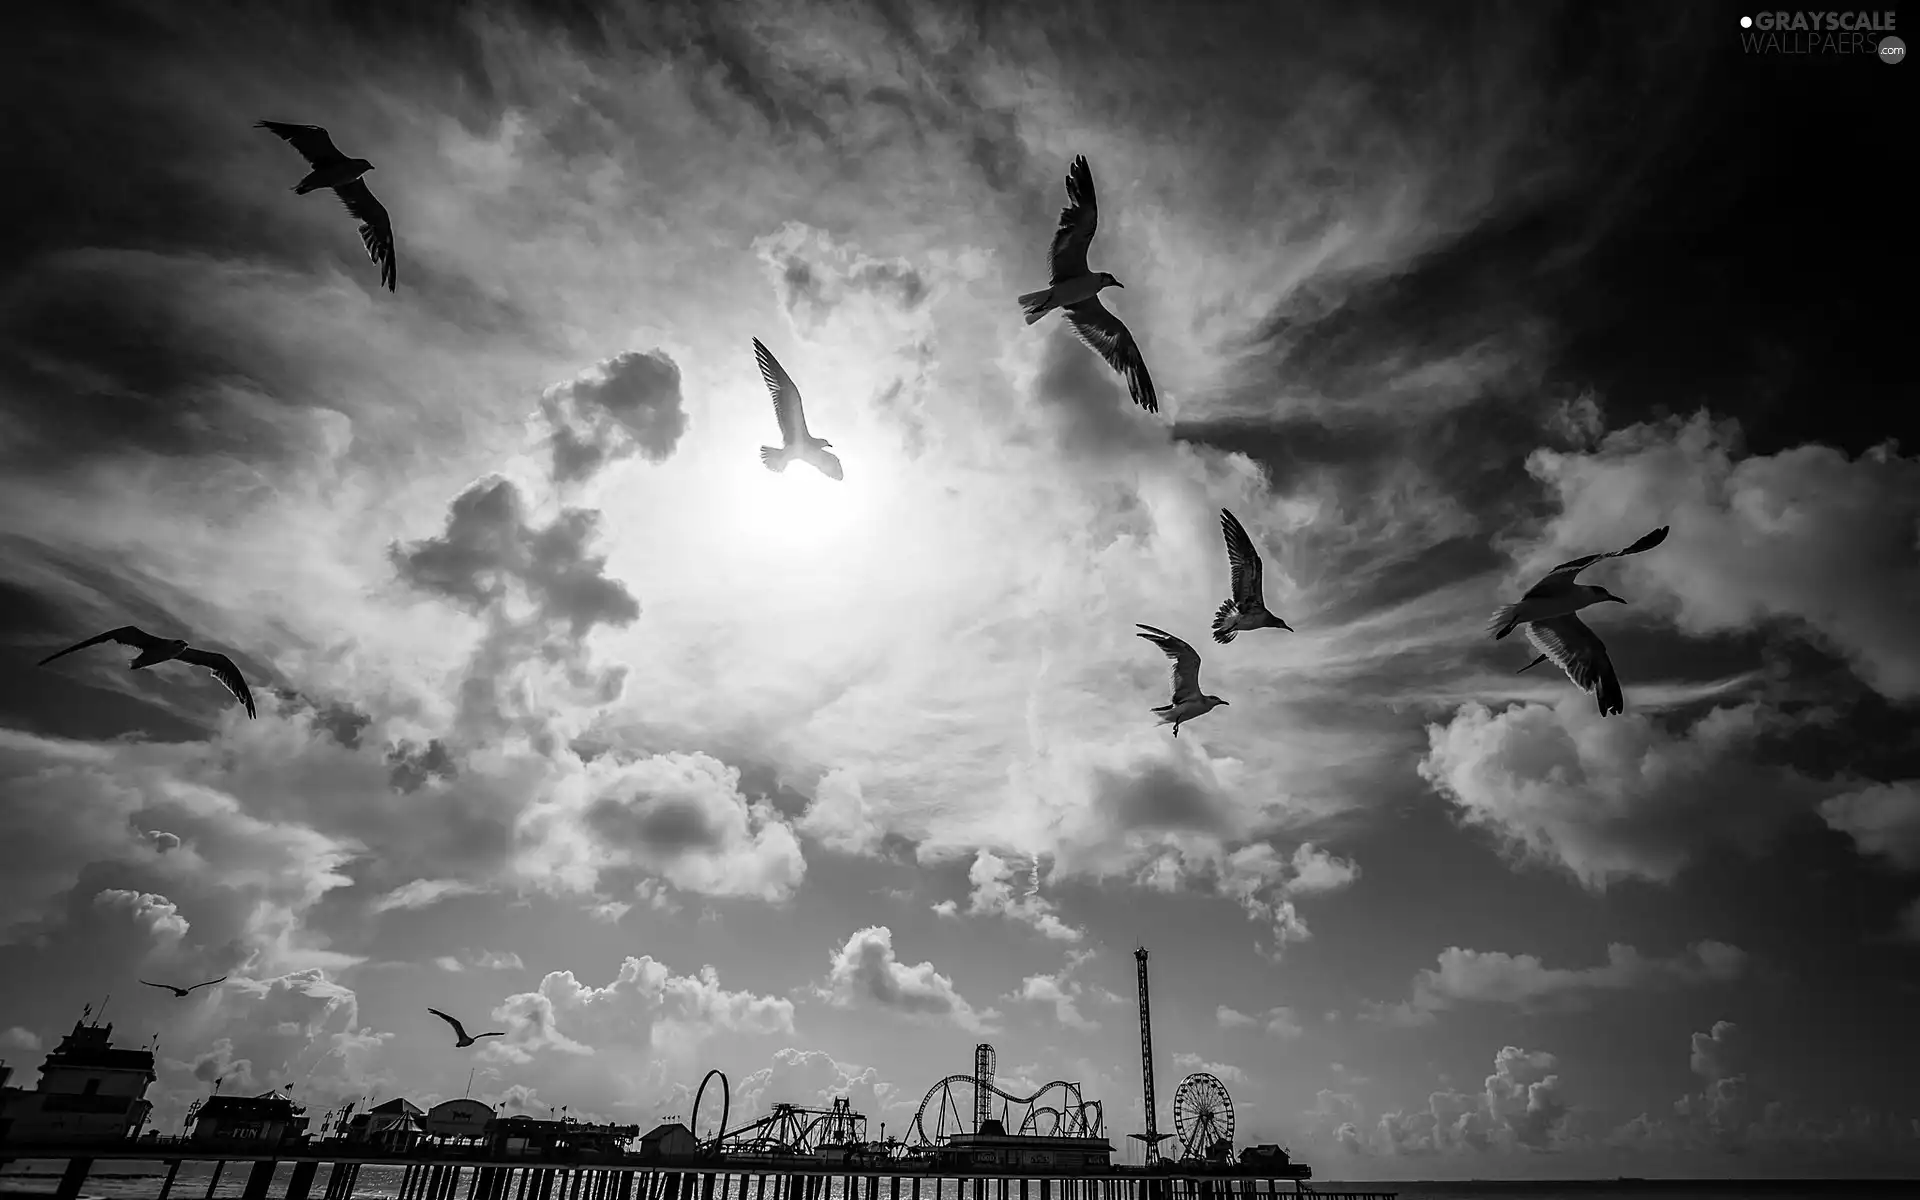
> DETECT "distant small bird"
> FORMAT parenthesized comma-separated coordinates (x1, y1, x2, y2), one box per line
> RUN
(256, 120, 397, 292)
(753, 338, 844, 480)
(1017, 155, 1159, 414)
(1490, 525, 1670, 717)
(140, 977, 226, 998)
(1135, 624, 1229, 737)
(427, 1007, 506, 1049)
(1211, 508, 1293, 644)
(38, 626, 257, 719)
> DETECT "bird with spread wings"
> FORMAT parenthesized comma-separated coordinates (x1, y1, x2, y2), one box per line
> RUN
(1017, 155, 1159, 414)
(257, 120, 398, 292)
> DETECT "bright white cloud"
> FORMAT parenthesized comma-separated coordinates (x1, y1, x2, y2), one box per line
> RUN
(822, 925, 997, 1034)
(371, 878, 490, 914)
(1523, 412, 1920, 700)
(1819, 782, 1920, 871)
(1419, 697, 1834, 889)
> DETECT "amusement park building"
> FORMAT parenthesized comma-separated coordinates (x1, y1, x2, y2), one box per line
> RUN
(931, 1121, 1113, 1172)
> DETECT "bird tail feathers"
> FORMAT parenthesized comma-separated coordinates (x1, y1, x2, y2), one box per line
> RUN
(759, 446, 790, 472)
(1487, 604, 1521, 641)
(1018, 289, 1054, 324)
(1210, 599, 1238, 644)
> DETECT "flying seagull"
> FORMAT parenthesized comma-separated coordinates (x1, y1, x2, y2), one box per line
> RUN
(1017, 155, 1159, 414)
(427, 1008, 506, 1049)
(1135, 624, 1229, 737)
(1489, 525, 1670, 717)
(140, 977, 226, 998)
(1211, 508, 1293, 644)
(256, 120, 397, 292)
(753, 338, 843, 480)
(38, 626, 257, 719)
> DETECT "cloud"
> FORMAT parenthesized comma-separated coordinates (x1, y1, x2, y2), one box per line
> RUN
(390, 476, 641, 640)
(955, 850, 1082, 942)
(1419, 697, 1835, 889)
(491, 954, 792, 1068)
(1522, 412, 1920, 700)
(516, 750, 806, 904)
(91, 888, 190, 944)
(1605, 1020, 1919, 1157)
(1363, 940, 1746, 1026)
(796, 767, 887, 857)
(1819, 781, 1920, 871)
(1, 1026, 42, 1055)
(1006, 972, 1097, 1032)
(1369, 1046, 1573, 1156)
(1169, 1053, 1246, 1085)
(821, 925, 997, 1034)
(539, 350, 689, 484)
(0, 728, 362, 974)
(369, 878, 490, 914)
(754, 222, 930, 339)
(1217, 1005, 1303, 1038)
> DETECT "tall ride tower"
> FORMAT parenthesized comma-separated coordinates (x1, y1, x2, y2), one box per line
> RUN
(973, 1042, 997, 1130)
(1128, 946, 1171, 1165)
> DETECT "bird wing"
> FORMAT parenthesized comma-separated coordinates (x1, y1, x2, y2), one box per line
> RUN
(187, 976, 228, 992)
(1523, 614, 1624, 716)
(139, 980, 178, 993)
(332, 180, 397, 292)
(1136, 624, 1203, 704)
(175, 648, 258, 719)
(1047, 155, 1099, 285)
(37, 625, 167, 666)
(427, 1008, 469, 1040)
(1522, 525, 1670, 599)
(753, 338, 810, 445)
(1062, 298, 1158, 413)
(256, 120, 348, 167)
(1219, 509, 1265, 606)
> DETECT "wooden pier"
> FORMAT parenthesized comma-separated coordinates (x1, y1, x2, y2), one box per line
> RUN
(0, 1145, 1395, 1200)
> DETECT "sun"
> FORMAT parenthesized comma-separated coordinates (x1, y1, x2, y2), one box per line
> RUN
(718, 445, 885, 564)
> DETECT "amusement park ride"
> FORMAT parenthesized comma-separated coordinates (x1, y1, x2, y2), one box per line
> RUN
(673, 947, 1297, 1177)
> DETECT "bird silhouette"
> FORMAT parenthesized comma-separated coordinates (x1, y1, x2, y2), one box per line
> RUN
(257, 120, 397, 292)
(1135, 624, 1229, 737)
(1490, 525, 1670, 717)
(1017, 155, 1158, 413)
(140, 977, 226, 998)
(428, 1007, 506, 1049)
(753, 338, 843, 480)
(38, 626, 257, 719)
(1211, 508, 1293, 644)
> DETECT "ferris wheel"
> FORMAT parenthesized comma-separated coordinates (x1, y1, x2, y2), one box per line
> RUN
(1171, 1072, 1235, 1160)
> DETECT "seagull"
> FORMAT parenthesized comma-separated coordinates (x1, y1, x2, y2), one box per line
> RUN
(38, 626, 257, 719)
(1017, 155, 1159, 414)
(1489, 525, 1670, 717)
(427, 1008, 506, 1049)
(256, 120, 397, 292)
(1135, 624, 1229, 737)
(753, 338, 843, 480)
(1211, 508, 1293, 644)
(140, 977, 226, 998)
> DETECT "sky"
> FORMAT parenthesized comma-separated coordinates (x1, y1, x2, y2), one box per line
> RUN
(0, 0, 1915, 1184)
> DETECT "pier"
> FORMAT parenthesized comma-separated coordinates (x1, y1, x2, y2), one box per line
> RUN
(0, 1145, 1394, 1200)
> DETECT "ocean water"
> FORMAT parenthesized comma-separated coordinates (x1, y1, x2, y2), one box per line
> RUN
(1, 1165, 1913, 1200)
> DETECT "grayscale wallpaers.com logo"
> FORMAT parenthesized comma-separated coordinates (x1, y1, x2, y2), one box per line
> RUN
(1737, 11, 1904, 60)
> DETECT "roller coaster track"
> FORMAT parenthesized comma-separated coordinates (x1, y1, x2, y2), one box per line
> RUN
(909, 1076, 1105, 1145)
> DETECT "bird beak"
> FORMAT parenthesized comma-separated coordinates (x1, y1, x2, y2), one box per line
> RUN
(1612, 595, 1629, 604)
(1278, 621, 1294, 632)
(1115, 280, 1126, 288)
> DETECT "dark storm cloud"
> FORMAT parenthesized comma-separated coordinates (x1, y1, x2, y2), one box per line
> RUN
(540, 350, 689, 484)
(389, 477, 639, 638)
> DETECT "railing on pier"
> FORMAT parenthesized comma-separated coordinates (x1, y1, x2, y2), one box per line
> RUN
(0, 1146, 1397, 1200)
